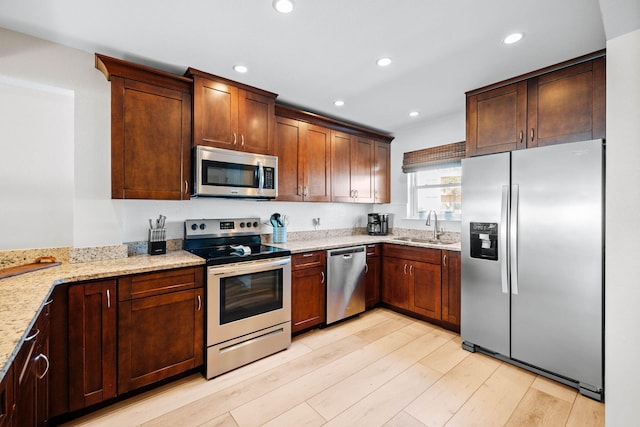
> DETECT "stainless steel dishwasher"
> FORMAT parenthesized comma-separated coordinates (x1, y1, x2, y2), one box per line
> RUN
(326, 245, 366, 325)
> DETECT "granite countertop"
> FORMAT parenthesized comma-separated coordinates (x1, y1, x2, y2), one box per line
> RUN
(268, 234, 461, 254)
(0, 250, 205, 382)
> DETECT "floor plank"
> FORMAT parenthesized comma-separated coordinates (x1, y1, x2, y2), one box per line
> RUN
(505, 388, 573, 427)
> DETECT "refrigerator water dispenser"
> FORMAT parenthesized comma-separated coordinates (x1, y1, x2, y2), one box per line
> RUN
(470, 222, 498, 260)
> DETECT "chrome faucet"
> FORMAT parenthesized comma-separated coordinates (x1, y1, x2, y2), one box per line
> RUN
(425, 209, 440, 240)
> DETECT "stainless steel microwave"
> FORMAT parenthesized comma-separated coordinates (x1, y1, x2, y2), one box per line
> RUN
(193, 146, 278, 199)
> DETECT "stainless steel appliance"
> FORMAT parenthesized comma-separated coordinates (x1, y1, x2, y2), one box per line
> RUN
(193, 146, 278, 199)
(367, 213, 389, 236)
(461, 139, 604, 401)
(326, 246, 366, 324)
(183, 218, 291, 379)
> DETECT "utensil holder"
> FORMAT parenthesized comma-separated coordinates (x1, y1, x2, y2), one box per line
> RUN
(272, 226, 287, 244)
(148, 228, 167, 255)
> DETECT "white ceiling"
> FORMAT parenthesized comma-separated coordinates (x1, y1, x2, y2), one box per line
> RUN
(0, 0, 615, 135)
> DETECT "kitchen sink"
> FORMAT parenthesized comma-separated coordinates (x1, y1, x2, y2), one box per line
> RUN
(392, 236, 458, 245)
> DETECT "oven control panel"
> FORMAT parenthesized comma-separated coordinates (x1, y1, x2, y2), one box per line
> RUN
(185, 218, 262, 238)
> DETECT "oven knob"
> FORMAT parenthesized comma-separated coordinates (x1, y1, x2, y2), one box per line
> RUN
(253, 221, 259, 228)
(191, 224, 197, 231)
(246, 222, 252, 228)
(199, 224, 206, 230)
(240, 222, 246, 228)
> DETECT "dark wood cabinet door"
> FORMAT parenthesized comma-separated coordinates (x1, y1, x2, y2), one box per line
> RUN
(239, 90, 275, 155)
(527, 57, 606, 148)
(111, 77, 192, 200)
(118, 289, 204, 393)
(303, 123, 332, 202)
(441, 251, 461, 329)
(381, 257, 409, 310)
(68, 280, 117, 412)
(466, 81, 527, 156)
(374, 141, 390, 203)
(330, 130, 353, 202)
(365, 254, 381, 308)
(291, 266, 326, 333)
(48, 284, 69, 419)
(352, 137, 374, 203)
(411, 261, 442, 321)
(14, 305, 51, 427)
(194, 76, 239, 149)
(275, 117, 304, 201)
(0, 364, 12, 427)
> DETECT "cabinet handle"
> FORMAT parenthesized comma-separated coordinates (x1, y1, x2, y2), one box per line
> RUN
(403, 264, 407, 275)
(365, 263, 369, 274)
(321, 271, 325, 284)
(233, 133, 237, 145)
(409, 264, 414, 275)
(304, 187, 309, 197)
(35, 354, 50, 379)
(443, 254, 447, 267)
(519, 130, 523, 144)
(25, 328, 40, 342)
(106, 289, 111, 309)
(197, 295, 202, 311)
(530, 128, 534, 142)
(185, 180, 189, 195)
(241, 135, 245, 146)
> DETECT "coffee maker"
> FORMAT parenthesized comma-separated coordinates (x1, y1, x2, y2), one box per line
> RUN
(367, 213, 389, 236)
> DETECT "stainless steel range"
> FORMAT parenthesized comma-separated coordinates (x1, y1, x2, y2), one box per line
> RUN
(184, 217, 292, 379)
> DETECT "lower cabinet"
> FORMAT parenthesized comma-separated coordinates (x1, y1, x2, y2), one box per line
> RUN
(48, 266, 205, 420)
(365, 244, 381, 308)
(0, 364, 12, 427)
(441, 250, 461, 330)
(118, 268, 204, 393)
(68, 280, 117, 412)
(14, 302, 51, 426)
(382, 244, 463, 330)
(291, 251, 326, 334)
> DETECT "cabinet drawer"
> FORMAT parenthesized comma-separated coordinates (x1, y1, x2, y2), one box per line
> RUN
(119, 266, 204, 301)
(383, 244, 441, 264)
(366, 244, 380, 257)
(292, 251, 326, 270)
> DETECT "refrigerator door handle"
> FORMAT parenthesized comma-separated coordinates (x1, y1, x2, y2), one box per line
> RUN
(500, 185, 510, 294)
(510, 184, 520, 295)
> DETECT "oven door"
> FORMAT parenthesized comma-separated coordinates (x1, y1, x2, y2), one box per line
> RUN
(207, 256, 291, 345)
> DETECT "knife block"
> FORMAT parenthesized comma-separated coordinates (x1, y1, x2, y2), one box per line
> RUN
(148, 228, 167, 255)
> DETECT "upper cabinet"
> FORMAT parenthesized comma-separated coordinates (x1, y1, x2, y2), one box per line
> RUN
(275, 117, 331, 202)
(275, 105, 393, 204)
(187, 68, 277, 155)
(466, 51, 605, 157)
(96, 54, 193, 200)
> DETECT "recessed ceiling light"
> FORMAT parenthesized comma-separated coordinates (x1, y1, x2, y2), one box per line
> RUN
(334, 100, 345, 107)
(409, 111, 420, 117)
(376, 57, 392, 67)
(273, 0, 294, 13)
(233, 65, 248, 73)
(503, 32, 524, 45)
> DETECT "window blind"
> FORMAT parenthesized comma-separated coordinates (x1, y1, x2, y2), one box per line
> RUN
(402, 141, 466, 173)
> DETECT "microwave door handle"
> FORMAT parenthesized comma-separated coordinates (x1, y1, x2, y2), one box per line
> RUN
(258, 161, 264, 194)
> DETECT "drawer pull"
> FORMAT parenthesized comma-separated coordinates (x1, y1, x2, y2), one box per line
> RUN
(321, 271, 325, 284)
(25, 328, 40, 342)
(106, 289, 111, 309)
(197, 295, 202, 311)
(302, 253, 315, 257)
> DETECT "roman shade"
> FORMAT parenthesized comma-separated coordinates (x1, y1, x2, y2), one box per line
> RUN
(402, 141, 466, 173)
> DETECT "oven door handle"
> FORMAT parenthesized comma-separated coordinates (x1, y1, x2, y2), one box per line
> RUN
(209, 257, 291, 277)
(257, 161, 265, 194)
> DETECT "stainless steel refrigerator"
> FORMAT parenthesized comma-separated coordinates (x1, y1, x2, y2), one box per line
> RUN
(461, 139, 604, 401)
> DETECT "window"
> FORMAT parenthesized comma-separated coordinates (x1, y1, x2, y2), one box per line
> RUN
(407, 164, 461, 221)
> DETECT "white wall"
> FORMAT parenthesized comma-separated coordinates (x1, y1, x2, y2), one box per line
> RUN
(605, 28, 640, 425)
(373, 110, 465, 232)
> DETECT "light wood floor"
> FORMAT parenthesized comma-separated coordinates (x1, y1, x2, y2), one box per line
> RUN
(63, 308, 604, 427)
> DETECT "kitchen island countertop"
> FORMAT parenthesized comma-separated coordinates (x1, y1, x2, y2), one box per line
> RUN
(0, 250, 205, 382)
